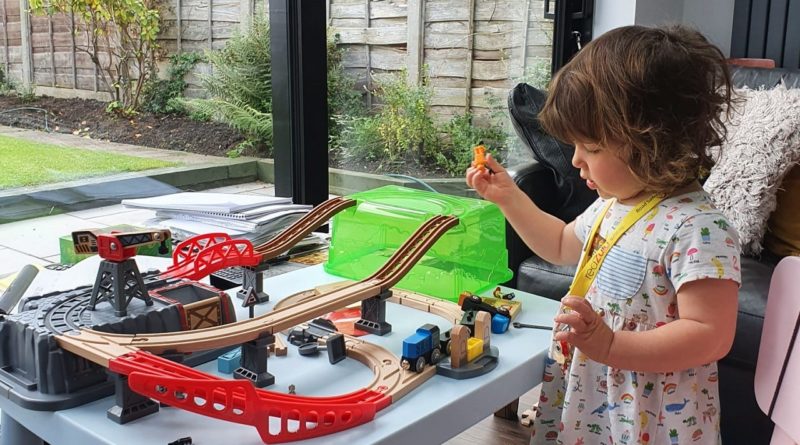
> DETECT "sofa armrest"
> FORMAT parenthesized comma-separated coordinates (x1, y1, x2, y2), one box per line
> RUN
(730, 65, 800, 89)
(505, 161, 561, 287)
(508, 161, 566, 213)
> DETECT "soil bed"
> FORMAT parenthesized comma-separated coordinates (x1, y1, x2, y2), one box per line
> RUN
(0, 95, 242, 156)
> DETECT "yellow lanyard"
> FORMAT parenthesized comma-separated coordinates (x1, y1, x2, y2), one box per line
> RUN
(568, 194, 663, 297)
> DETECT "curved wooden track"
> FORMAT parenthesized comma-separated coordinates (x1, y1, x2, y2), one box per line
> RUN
(275, 285, 464, 400)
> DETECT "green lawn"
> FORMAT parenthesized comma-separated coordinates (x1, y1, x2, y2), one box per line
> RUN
(0, 135, 179, 189)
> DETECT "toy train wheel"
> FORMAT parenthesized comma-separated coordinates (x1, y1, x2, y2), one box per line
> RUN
(415, 356, 426, 372)
(401, 359, 411, 371)
(430, 348, 442, 364)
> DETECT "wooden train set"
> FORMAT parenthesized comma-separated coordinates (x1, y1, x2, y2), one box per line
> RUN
(0, 197, 511, 444)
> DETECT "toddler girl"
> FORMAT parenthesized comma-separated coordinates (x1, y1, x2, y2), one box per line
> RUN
(466, 25, 740, 445)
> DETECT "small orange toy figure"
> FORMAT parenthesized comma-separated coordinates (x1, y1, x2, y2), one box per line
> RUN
(472, 144, 487, 171)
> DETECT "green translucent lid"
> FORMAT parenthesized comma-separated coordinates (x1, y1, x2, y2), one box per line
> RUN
(324, 185, 512, 302)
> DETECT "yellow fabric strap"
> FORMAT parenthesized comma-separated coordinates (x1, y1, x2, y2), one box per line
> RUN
(568, 195, 663, 297)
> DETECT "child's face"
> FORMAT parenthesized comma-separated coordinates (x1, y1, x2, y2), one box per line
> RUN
(572, 141, 647, 204)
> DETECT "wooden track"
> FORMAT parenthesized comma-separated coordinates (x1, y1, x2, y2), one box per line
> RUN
(342, 335, 438, 402)
(275, 285, 464, 401)
(51, 213, 462, 443)
(56, 215, 460, 369)
(254, 197, 356, 257)
(276, 284, 464, 327)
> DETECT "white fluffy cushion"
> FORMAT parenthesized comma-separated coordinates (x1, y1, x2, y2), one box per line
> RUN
(704, 84, 800, 256)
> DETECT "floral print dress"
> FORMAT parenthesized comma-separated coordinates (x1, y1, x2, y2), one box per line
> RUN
(531, 190, 741, 445)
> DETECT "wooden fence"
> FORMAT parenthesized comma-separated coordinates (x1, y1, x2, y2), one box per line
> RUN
(0, 0, 552, 120)
(331, 0, 552, 122)
(0, 0, 266, 99)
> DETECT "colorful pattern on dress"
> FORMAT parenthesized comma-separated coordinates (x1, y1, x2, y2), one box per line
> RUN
(530, 190, 740, 445)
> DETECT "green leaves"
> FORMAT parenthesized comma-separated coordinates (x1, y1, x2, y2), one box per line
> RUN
(141, 52, 204, 114)
(29, 0, 162, 110)
(180, 14, 273, 156)
(336, 72, 506, 175)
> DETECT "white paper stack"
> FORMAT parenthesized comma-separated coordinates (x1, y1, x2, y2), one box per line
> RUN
(124, 192, 324, 249)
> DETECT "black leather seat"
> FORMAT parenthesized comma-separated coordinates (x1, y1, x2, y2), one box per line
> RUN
(505, 65, 800, 445)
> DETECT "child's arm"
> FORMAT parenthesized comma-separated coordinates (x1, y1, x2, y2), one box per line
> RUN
(555, 278, 738, 372)
(466, 154, 583, 266)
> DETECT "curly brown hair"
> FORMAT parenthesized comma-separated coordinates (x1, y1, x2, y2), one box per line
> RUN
(538, 25, 734, 195)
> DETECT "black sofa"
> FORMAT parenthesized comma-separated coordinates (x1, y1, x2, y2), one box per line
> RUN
(505, 65, 800, 445)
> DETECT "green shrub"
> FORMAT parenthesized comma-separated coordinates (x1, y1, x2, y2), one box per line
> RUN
(178, 14, 272, 157)
(336, 71, 506, 175)
(141, 52, 204, 114)
(327, 32, 365, 158)
(336, 72, 438, 168)
(0, 67, 12, 94)
(335, 115, 383, 161)
(436, 113, 506, 176)
(30, 0, 162, 111)
(15, 84, 37, 103)
(177, 20, 368, 159)
(376, 73, 438, 163)
(517, 57, 552, 90)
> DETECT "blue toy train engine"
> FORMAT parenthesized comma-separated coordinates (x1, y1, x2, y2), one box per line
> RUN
(401, 323, 445, 372)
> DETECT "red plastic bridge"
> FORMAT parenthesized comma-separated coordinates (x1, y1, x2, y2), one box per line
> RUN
(159, 197, 357, 281)
(160, 233, 262, 281)
(110, 351, 390, 443)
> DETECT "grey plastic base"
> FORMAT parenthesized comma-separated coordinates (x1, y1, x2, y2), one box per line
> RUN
(0, 274, 235, 411)
(436, 346, 499, 379)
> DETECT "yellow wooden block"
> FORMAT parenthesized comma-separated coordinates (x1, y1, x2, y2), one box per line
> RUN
(466, 337, 484, 362)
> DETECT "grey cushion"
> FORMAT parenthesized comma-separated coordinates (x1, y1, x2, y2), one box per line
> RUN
(517, 255, 574, 301)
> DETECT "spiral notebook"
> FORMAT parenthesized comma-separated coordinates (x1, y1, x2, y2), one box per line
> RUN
(122, 192, 292, 214)
(154, 203, 311, 222)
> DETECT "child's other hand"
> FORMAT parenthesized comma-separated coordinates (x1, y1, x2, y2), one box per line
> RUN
(554, 296, 614, 364)
(465, 154, 517, 206)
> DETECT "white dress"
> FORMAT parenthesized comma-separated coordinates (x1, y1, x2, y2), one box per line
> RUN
(531, 190, 741, 445)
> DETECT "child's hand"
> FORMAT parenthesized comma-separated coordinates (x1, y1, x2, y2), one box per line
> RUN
(465, 154, 517, 206)
(554, 296, 614, 364)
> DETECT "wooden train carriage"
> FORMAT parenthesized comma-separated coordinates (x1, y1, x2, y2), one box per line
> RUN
(149, 281, 236, 330)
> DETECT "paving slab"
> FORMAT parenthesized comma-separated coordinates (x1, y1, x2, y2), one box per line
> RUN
(0, 247, 48, 278)
(66, 204, 129, 219)
(0, 213, 106, 258)
(84, 208, 159, 227)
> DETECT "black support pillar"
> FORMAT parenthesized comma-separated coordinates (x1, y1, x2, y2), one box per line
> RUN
(269, 0, 328, 206)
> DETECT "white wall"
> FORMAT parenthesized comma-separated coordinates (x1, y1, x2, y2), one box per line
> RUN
(635, 0, 683, 27)
(682, 0, 736, 55)
(593, 0, 637, 37)
(592, 0, 736, 56)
